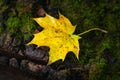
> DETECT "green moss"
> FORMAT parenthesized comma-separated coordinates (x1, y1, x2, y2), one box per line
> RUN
(0, 0, 36, 43)
(0, 26, 3, 34)
(6, 17, 20, 33)
(51, 0, 120, 80)
(20, 13, 36, 42)
(1, 0, 120, 79)
(89, 58, 107, 80)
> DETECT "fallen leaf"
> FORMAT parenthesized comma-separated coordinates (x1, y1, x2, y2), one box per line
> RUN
(28, 13, 80, 64)
(27, 13, 107, 64)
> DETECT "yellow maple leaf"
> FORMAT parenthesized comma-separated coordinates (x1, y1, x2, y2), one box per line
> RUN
(28, 13, 80, 64)
(27, 13, 107, 64)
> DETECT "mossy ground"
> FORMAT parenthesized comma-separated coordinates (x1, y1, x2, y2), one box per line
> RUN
(0, 0, 120, 80)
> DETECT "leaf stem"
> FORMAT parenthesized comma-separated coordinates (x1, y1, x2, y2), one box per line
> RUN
(78, 28, 108, 36)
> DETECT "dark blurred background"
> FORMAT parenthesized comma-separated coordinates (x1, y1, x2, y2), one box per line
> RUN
(0, 0, 120, 80)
